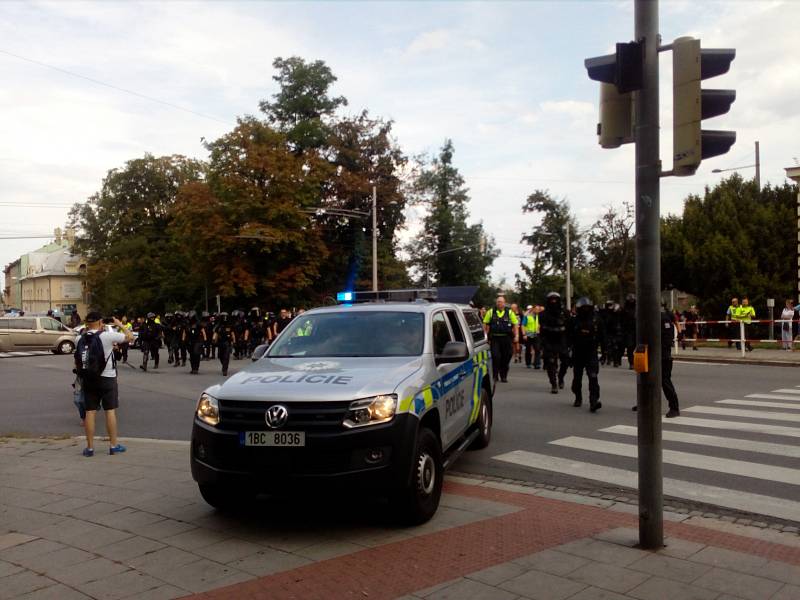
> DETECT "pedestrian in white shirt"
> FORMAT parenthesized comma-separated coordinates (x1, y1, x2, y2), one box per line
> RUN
(780, 299, 795, 351)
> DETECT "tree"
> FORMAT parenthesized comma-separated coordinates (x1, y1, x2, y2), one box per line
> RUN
(405, 140, 498, 305)
(68, 154, 204, 313)
(259, 56, 347, 154)
(661, 175, 796, 315)
(586, 202, 635, 302)
(171, 118, 329, 305)
(517, 190, 585, 303)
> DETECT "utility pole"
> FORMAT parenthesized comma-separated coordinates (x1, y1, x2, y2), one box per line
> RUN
(372, 185, 378, 292)
(634, 0, 664, 549)
(755, 141, 761, 192)
(565, 224, 572, 311)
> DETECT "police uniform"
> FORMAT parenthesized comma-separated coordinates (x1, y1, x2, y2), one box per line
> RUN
(186, 315, 206, 374)
(214, 315, 236, 376)
(662, 310, 680, 417)
(568, 298, 603, 412)
(522, 310, 541, 369)
(539, 292, 570, 393)
(621, 295, 636, 369)
(483, 306, 519, 382)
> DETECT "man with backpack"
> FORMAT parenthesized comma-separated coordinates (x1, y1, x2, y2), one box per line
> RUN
(74, 311, 134, 457)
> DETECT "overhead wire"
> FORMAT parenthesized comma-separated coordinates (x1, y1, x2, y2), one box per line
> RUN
(0, 49, 233, 126)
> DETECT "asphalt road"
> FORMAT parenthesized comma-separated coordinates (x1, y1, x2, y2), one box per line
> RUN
(2, 349, 800, 516)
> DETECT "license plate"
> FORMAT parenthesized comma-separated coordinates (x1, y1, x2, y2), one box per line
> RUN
(241, 431, 305, 447)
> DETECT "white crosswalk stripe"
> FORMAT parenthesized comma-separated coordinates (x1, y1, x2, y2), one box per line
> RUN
(717, 399, 800, 410)
(493, 385, 800, 523)
(602, 425, 800, 458)
(746, 393, 800, 402)
(549, 436, 800, 486)
(664, 416, 800, 439)
(0, 351, 52, 358)
(492, 450, 800, 522)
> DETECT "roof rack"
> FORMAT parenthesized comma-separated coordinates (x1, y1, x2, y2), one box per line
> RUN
(336, 286, 478, 305)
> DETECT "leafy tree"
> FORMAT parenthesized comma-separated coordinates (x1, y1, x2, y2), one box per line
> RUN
(586, 202, 635, 302)
(171, 118, 329, 305)
(260, 56, 347, 154)
(406, 140, 498, 306)
(517, 190, 585, 304)
(68, 154, 204, 313)
(661, 175, 796, 316)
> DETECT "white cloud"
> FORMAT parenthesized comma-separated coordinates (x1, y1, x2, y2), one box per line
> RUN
(405, 29, 452, 56)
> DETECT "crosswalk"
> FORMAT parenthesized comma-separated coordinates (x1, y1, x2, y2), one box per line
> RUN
(0, 350, 54, 359)
(493, 385, 800, 522)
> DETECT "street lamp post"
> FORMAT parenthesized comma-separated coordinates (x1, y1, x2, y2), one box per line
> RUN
(712, 140, 760, 191)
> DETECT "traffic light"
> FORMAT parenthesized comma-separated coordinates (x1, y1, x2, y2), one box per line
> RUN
(585, 42, 642, 148)
(672, 36, 736, 176)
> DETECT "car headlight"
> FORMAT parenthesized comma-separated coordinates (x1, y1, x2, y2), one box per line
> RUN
(196, 393, 220, 426)
(343, 395, 397, 428)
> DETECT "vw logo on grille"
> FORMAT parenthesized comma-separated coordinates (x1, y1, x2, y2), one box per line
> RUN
(265, 405, 289, 429)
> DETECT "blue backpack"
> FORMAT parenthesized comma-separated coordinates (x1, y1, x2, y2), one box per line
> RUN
(75, 331, 111, 380)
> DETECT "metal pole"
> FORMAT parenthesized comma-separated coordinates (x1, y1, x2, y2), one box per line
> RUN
(634, 0, 663, 550)
(372, 186, 378, 292)
(755, 141, 761, 192)
(565, 224, 571, 311)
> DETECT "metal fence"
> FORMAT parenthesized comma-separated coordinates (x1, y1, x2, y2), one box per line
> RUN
(674, 319, 799, 356)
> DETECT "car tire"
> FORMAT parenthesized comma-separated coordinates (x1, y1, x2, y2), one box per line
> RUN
(469, 388, 492, 450)
(57, 340, 75, 355)
(198, 484, 238, 511)
(395, 427, 443, 525)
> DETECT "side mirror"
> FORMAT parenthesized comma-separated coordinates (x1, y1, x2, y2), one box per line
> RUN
(436, 341, 468, 364)
(251, 343, 269, 362)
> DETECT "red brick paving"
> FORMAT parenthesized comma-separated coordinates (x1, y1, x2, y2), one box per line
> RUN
(187, 481, 800, 600)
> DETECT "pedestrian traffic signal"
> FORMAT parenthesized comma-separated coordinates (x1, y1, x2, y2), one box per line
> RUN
(672, 36, 736, 176)
(585, 42, 642, 148)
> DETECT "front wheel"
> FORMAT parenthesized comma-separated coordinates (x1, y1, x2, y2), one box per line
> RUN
(57, 340, 75, 355)
(469, 388, 492, 450)
(395, 427, 443, 525)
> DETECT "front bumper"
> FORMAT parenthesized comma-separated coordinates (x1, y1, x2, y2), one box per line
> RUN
(190, 413, 418, 491)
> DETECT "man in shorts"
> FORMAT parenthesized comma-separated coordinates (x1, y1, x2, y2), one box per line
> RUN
(78, 311, 134, 457)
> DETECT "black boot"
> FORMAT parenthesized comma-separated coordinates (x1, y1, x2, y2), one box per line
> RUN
(590, 401, 602, 413)
(573, 397, 582, 407)
(551, 384, 558, 394)
(665, 408, 680, 418)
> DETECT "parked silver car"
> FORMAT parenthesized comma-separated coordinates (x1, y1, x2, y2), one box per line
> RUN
(0, 316, 78, 354)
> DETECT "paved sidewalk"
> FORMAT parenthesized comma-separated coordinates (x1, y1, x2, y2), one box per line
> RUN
(674, 346, 800, 366)
(1, 438, 800, 599)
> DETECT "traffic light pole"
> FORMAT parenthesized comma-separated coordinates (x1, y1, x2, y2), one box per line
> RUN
(634, 0, 664, 550)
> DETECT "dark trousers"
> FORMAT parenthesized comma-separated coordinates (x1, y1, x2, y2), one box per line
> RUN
(218, 345, 231, 374)
(490, 336, 513, 381)
(543, 349, 569, 387)
(142, 342, 160, 369)
(189, 342, 203, 372)
(524, 335, 541, 368)
(662, 356, 679, 411)
(572, 354, 600, 405)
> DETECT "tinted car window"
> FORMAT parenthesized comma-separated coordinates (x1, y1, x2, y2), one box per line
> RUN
(7, 318, 35, 330)
(445, 311, 465, 343)
(462, 310, 486, 343)
(268, 311, 424, 357)
(431, 312, 453, 355)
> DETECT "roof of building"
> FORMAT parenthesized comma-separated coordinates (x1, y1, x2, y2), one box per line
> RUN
(21, 248, 85, 280)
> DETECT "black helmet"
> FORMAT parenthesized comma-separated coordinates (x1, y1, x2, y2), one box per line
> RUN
(187, 310, 197, 319)
(546, 291, 561, 300)
(625, 293, 636, 303)
(575, 297, 593, 309)
(146, 312, 156, 319)
(201, 311, 209, 318)
(164, 312, 173, 318)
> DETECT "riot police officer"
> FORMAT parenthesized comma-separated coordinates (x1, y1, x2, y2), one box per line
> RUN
(139, 313, 162, 372)
(213, 313, 236, 376)
(569, 297, 603, 412)
(482, 295, 519, 383)
(184, 311, 206, 375)
(539, 292, 570, 394)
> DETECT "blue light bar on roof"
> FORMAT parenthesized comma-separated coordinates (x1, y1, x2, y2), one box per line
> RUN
(336, 291, 354, 302)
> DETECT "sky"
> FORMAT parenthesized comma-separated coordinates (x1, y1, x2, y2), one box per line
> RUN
(1, 0, 798, 293)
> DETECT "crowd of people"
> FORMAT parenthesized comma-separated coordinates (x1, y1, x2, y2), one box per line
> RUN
(106, 308, 302, 376)
(481, 293, 680, 418)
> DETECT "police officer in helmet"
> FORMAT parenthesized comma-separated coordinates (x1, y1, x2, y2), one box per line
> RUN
(569, 297, 603, 412)
(540, 291, 570, 394)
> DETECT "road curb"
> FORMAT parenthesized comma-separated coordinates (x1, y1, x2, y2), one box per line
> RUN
(674, 355, 800, 367)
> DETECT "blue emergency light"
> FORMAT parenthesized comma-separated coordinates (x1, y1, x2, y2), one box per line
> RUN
(336, 291, 354, 302)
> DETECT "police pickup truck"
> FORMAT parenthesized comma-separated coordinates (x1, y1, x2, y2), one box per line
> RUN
(190, 290, 493, 524)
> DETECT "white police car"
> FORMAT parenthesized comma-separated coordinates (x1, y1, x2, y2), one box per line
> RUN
(190, 289, 493, 524)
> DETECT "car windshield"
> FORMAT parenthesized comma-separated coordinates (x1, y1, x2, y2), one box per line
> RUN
(267, 311, 424, 358)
